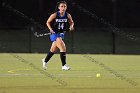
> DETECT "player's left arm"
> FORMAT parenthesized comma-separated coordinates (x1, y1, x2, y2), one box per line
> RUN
(68, 13, 74, 31)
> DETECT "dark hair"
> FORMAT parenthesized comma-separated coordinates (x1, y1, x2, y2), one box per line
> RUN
(55, 1, 67, 12)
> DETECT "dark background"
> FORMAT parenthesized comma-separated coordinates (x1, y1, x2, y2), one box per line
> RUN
(0, 0, 140, 54)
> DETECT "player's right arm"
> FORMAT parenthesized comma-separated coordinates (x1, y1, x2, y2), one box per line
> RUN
(68, 13, 74, 31)
(46, 13, 56, 33)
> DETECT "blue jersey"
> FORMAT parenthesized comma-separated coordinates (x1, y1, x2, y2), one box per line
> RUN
(52, 11, 69, 33)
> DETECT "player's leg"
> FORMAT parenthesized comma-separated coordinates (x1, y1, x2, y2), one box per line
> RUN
(56, 37, 66, 66)
(42, 42, 58, 69)
(56, 37, 70, 70)
(56, 37, 66, 52)
(45, 41, 58, 62)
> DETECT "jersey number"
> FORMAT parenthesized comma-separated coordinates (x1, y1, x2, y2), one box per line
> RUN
(58, 23, 64, 30)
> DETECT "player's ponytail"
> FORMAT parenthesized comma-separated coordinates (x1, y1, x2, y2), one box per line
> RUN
(54, 1, 67, 12)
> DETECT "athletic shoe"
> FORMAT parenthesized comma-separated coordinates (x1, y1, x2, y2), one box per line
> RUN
(62, 64, 70, 71)
(42, 58, 47, 70)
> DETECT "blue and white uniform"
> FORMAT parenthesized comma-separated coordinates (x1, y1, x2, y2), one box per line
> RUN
(50, 11, 68, 42)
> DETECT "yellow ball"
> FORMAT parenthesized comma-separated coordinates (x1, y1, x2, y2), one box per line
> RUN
(96, 73, 101, 77)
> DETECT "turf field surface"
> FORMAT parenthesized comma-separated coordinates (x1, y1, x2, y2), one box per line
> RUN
(0, 53, 140, 93)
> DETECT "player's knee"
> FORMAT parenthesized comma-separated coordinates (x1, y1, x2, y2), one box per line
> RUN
(50, 48, 57, 53)
(60, 49, 66, 52)
(60, 46, 66, 52)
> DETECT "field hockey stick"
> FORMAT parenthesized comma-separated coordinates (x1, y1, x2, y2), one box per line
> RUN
(34, 29, 71, 37)
(34, 32, 51, 37)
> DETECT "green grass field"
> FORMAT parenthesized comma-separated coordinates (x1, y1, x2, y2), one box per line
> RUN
(0, 53, 140, 93)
